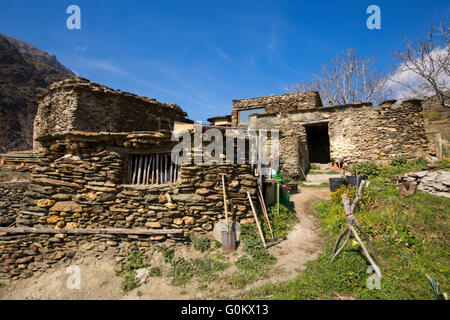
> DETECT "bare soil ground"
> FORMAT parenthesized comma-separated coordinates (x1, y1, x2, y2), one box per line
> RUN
(0, 187, 330, 300)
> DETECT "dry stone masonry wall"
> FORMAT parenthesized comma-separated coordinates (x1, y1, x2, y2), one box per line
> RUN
(33, 77, 190, 152)
(249, 99, 430, 178)
(232, 92, 322, 126)
(0, 182, 28, 225)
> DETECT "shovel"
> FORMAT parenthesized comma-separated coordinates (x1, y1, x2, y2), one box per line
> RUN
(220, 174, 236, 252)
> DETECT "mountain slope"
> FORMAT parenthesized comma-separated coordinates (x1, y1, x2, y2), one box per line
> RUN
(0, 34, 74, 152)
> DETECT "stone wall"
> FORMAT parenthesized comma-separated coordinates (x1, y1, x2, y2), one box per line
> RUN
(249, 100, 430, 178)
(0, 129, 260, 280)
(20, 131, 258, 233)
(231, 92, 322, 126)
(0, 232, 179, 280)
(33, 77, 190, 152)
(0, 182, 28, 225)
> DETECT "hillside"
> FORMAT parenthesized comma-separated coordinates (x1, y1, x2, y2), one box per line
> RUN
(0, 34, 74, 152)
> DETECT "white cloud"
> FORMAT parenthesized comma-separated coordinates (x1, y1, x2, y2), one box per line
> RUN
(385, 46, 449, 101)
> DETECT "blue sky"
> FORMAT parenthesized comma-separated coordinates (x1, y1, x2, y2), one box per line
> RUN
(0, 0, 448, 121)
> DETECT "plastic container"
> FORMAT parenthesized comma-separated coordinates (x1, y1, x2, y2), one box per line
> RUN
(283, 193, 290, 206)
(346, 176, 365, 187)
(329, 178, 347, 192)
(274, 172, 282, 181)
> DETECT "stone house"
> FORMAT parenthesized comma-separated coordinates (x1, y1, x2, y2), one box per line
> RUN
(0, 77, 431, 279)
(231, 93, 430, 178)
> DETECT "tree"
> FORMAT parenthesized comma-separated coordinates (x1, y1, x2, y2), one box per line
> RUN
(288, 49, 390, 106)
(389, 22, 449, 109)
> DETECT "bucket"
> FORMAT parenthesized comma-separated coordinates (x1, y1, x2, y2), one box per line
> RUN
(346, 176, 365, 187)
(329, 178, 346, 192)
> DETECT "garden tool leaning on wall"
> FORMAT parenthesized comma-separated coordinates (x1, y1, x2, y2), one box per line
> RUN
(219, 173, 236, 252)
(331, 180, 382, 279)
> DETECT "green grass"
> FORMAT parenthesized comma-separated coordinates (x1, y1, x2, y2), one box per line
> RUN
(247, 170, 450, 300)
(223, 224, 278, 288)
(161, 247, 230, 287)
(190, 235, 212, 252)
(115, 251, 150, 292)
(296, 182, 330, 189)
(263, 204, 298, 240)
(307, 170, 339, 175)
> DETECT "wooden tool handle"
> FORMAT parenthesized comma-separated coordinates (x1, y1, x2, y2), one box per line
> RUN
(247, 192, 266, 248)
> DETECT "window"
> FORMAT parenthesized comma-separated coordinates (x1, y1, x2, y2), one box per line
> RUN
(238, 108, 265, 125)
(126, 154, 179, 185)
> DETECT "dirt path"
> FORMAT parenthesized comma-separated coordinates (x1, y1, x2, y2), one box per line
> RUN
(269, 187, 330, 277)
(0, 187, 330, 300)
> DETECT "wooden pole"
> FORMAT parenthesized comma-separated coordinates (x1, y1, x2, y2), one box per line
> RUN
(156, 154, 160, 184)
(436, 132, 443, 160)
(151, 155, 155, 185)
(258, 183, 274, 239)
(247, 191, 267, 248)
(0, 226, 183, 236)
(137, 155, 143, 185)
(143, 155, 148, 185)
(165, 154, 169, 184)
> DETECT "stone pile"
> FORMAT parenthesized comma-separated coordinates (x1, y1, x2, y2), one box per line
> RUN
(402, 170, 450, 198)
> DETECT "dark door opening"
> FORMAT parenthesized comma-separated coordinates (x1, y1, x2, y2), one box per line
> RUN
(305, 123, 331, 164)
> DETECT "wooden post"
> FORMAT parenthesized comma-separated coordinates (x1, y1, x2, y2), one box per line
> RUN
(0, 226, 183, 236)
(143, 155, 148, 185)
(165, 154, 169, 184)
(247, 192, 267, 248)
(436, 132, 443, 160)
(156, 154, 160, 184)
(151, 155, 155, 185)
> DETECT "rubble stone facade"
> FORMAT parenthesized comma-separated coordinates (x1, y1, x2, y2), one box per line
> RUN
(249, 99, 430, 178)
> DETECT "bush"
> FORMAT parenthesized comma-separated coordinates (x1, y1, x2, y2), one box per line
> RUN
(115, 251, 149, 292)
(351, 162, 380, 179)
(237, 224, 276, 271)
(437, 158, 450, 170)
(264, 204, 298, 239)
(390, 156, 408, 167)
(191, 236, 211, 252)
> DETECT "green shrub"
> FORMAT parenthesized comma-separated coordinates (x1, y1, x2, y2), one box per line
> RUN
(437, 158, 450, 170)
(390, 156, 408, 167)
(167, 255, 230, 286)
(115, 251, 149, 292)
(191, 236, 211, 252)
(351, 162, 380, 179)
(149, 267, 161, 277)
(413, 157, 429, 168)
(264, 204, 298, 239)
(161, 247, 175, 264)
(237, 224, 276, 271)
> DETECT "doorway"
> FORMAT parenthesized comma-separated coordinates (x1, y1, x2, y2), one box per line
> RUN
(305, 123, 331, 164)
